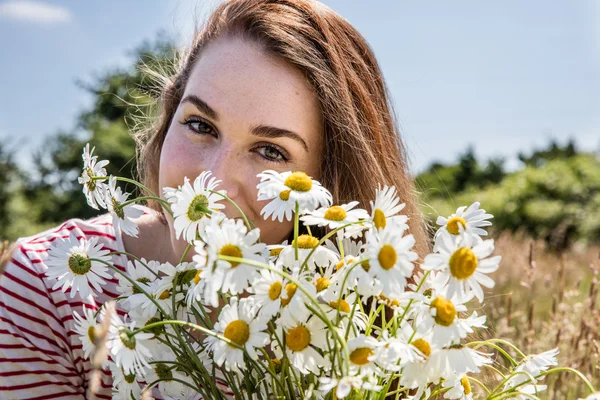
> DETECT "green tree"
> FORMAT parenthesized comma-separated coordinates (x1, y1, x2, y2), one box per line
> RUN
(18, 36, 177, 235)
(0, 140, 23, 239)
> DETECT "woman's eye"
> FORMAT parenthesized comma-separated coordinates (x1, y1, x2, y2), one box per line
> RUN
(183, 118, 215, 135)
(255, 145, 288, 164)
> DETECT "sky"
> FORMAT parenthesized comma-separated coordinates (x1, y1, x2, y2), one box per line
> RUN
(0, 0, 598, 174)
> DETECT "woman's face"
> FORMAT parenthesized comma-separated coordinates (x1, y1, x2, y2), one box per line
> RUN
(159, 35, 324, 255)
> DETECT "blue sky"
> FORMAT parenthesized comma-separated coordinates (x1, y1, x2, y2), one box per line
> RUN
(0, 0, 598, 174)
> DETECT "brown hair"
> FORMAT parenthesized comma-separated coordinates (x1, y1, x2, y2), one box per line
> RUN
(133, 0, 430, 259)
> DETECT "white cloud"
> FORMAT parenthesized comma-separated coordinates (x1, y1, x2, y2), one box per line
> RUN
(0, 1, 71, 24)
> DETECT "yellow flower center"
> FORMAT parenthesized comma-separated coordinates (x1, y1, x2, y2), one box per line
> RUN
(186, 194, 210, 222)
(379, 294, 400, 307)
(378, 244, 397, 270)
(286, 325, 311, 352)
(446, 216, 467, 235)
(123, 370, 136, 384)
(154, 363, 173, 380)
(461, 376, 472, 395)
(430, 296, 456, 326)
(324, 206, 347, 221)
(411, 338, 431, 357)
(329, 299, 350, 313)
(361, 260, 371, 272)
(223, 319, 250, 347)
(292, 234, 319, 249)
(449, 247, 478, 280)
(315, 277, 330, 292)
(269, 248, 283, 257)
(279, 190, 291, 201)
(158, 290, 170, 300)
(132, 277, 151, 294)
(87, 326, 95, 344)
(193, 270, 202, 285)
(280, 283, 297, 307)
(284, 172, 312, 192)
(349, 347, 374, 365)
(268, 281, 282, 300)
(68, 253, 92, 275)
(373, 208, 386, 229)
(118, 328, 136, 350)
(219, 244, 243, 267)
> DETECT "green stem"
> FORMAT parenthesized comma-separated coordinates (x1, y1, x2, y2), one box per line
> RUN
(209, 189, 254, 231)
(180, 243, 193, 264)
(108, 250, 159, 277)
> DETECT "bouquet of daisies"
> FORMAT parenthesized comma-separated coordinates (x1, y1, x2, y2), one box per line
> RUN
(48, 143, 598, 400)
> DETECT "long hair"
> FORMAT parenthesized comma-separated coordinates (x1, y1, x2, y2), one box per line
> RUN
(133, 0, 431, 259)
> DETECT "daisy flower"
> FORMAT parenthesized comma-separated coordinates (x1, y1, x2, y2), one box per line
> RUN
(503, 348, 559, 398)
(399, 336, 437, 396)
(415, 293, 487, 348)
(422, 233, 501, 302)
(300, 201, 369, 233)
(204, 297, 270, 373)
(442, 374, 474, 400)
(116, 258, 158, 313)
(127, 268, 184, 319)
(433, 201, 493, 250)
(107, 313, 154, 376)
(256, 170, 332, 221)
(277, 268, 318, 328)
(318, 375, 383, 399)
(73, 306, 99, 360)
(273, 314, 329, 375)
(369, 184, 409, 231)
(346, 335, 383, 377)
(109, 361, 143, 400)
(199, 217, 266, 295)
(45, 233, 113, 299)
(374, 325, 424, 372)
(247, 265, 285, 319)
(323, 291, 368, 335)
(167, 171, 227, 243)
(278, 234, 339, 272)
(428, 345, 492, 382)
(105, 176, 144, 238)
(144, 346, 199, 398)
(363, 221, 417, 299)
(78, 143, 109, 210)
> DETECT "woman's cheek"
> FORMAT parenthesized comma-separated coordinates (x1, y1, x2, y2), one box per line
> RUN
(160, 132, 204, 190)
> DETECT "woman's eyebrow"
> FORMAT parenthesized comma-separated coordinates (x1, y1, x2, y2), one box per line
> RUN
(181, 94, 218, 120)
(250, 125, 309, 153)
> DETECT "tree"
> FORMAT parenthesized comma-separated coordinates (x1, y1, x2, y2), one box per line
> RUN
(20, 36, 177, 231)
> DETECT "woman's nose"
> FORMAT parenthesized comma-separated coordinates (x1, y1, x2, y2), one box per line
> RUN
(206, 145, 241, 203)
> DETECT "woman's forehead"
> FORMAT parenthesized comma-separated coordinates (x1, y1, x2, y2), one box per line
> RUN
(182, 36, 323, 146)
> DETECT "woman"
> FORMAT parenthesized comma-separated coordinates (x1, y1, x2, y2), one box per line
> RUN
(0, 0, 430, 398)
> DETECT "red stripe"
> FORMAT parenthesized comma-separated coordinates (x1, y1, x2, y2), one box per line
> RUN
(20, 391, 86, 400)
(0, 301, 68, 346)
(0, 369, 79, 378)
(0, 380, 80, 391)
(27, 224, 117, 244)
(0, 316, 69, 354)
(0, 286, 64, 327)
(0, 357, 76, 371)
(0, 334, 61, 358)
(3, 263, 49, 298)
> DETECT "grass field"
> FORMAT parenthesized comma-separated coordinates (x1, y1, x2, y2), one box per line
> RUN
(476, 231, 599, 399)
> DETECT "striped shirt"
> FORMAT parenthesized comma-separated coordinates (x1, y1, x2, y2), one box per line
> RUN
(0, 211, 234, 399)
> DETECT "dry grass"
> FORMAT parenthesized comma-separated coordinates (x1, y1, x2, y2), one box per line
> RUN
(476, 231, 600, 399)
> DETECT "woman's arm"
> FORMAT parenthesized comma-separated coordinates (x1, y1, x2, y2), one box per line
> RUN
(0, 243, 89, 399)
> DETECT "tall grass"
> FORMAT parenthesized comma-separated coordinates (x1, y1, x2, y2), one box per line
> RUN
(480, 231, 599, 399)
